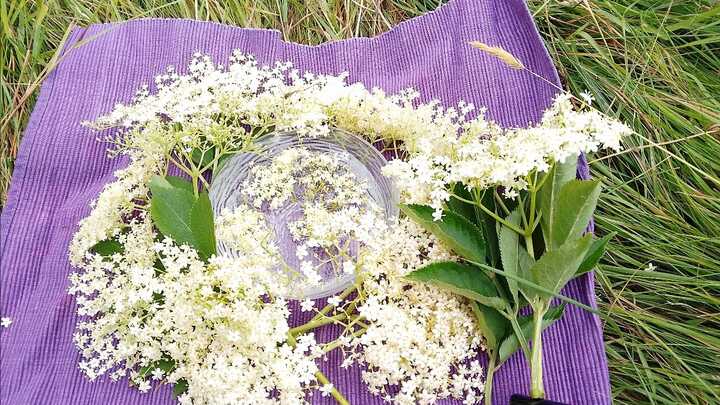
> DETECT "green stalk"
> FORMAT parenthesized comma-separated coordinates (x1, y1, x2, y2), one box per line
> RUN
(309, 283, 358, 322)
(507, 313, 532, 360)
(290, 313, 348, 335)
(484, 350, 497, 405)
(478, 203, 525, 234)
(530, 302, 548, 399)
(314, 369, 350, 405)
(451, 192, 525, 234)
(287, 333, 350, 405)
(322, 326, 368, 353)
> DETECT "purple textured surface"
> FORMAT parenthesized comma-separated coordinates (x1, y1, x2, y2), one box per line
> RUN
(0, 0, 610, 404)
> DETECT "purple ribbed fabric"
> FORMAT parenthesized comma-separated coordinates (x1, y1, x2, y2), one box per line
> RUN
(0, 0, 610, 403)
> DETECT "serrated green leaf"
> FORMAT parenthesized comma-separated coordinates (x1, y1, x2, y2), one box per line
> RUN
(498, 304, 566, 363)
(400, 204, 487, 264)
(470, 301, 510, 350)
(577, 232, 614, 275)
(405, 261, 507, 309)
(90, 239, 124, 256)
(526, 234, 594, 299)
(538, 156, 578, 250)
(447, 183, 479, 225)
(149, 175, 215, 260)
(552, 179, 601, 249)
(498, 209, 522, 305)
(190, 191, 216, 259)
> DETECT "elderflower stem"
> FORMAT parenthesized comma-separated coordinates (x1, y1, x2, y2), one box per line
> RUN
(507, 314, 532, 360)
(451, 193, 525, 234)
(524, 235, 535, 259)
(477, 202, 524, 234)
(493, 189, 512, 217)
(286, 333, 350, 405)
(290, 313, 349, 335)
(322, 326, 368, 353)
(530, 302, 548, 399)
(484, 351, 497, 405)
(314, 370, 350, 405)
(310, 281, 360, 322)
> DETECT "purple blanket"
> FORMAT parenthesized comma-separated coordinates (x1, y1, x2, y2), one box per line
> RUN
(0, 0, 610, 403)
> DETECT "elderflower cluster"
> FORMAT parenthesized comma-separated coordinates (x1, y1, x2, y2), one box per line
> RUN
(344, 219, 485, 405)
(242, 147, 368, 211)
(68, 213, 322, 404)
(383, 94, 632, 218)
(68, 151, 163, 264)
(87, 52, 476, 167)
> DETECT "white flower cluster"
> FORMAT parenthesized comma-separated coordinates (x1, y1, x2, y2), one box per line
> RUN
(344, 219, 485, 405)
(68, 152, 162, 265)
(86, 53, 629, 224)
(383, 94, 632, 218)
(87, 52, 477, 165)
(69, 213, 322, 404)
(242, 147, 368, 211)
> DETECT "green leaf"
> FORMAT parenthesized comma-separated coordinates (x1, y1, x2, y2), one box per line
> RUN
(498, 304, 566, 363)
(150, 175, 196, 244)
(447, 183, 479, 225)
(498, 209, 522, 305)
(215, 154, 232, 175)
(173, 378, 189, 398)
(538, 156, 578, 250)
(470, 301, 510, 350)
(405, 261, 507, 309)
(400, 204, 487, 264)
(479, 189, 501, 267)
(139, 358, 176, 378)
(165, 176, 194, 193)
(552, 179, 601, 249)
(526, 234, 594, 299)
(191, 146, 216, 168)
(149, 175, 216, 260)
(190, 191, 217, 258)
(90, 239, 124, 256)
(577, 232, 614, 275)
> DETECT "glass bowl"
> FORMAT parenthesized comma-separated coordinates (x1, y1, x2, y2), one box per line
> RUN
(209, 128, 398, 299)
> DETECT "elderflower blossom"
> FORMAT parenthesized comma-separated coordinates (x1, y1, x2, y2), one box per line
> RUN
(68, 213, 322, 404)
(86, 52, 474, 170)
(344, 219, 485, 405)
(319, 383, 334, 397)
(383, 93, 632, 218)
(301, 299, 315, 312)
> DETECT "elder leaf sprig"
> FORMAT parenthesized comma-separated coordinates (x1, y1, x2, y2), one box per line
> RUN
(403, 154, 617, 402)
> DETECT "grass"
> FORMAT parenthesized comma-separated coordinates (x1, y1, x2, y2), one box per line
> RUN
(1, 0, 719, 404)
